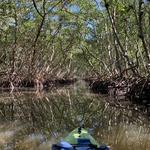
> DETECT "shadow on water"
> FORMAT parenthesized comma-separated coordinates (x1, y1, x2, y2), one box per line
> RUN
(0, 81, 150, 150)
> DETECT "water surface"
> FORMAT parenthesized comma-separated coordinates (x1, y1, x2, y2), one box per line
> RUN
(0, 81, 150, 150)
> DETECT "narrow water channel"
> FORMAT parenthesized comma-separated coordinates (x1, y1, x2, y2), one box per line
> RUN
(0, 81, 150, 150)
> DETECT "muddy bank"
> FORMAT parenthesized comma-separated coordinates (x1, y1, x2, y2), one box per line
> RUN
(85, 79, 111, 94)
(84, 77, 150, 111)
(0, 77, 77, 91)
(84, 77, 112, 94)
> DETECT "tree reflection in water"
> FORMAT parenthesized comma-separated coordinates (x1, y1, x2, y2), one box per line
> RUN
(0, 86, 150, 150)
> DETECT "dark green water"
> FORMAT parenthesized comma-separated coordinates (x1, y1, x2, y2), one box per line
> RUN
(0, 81, 150, 150)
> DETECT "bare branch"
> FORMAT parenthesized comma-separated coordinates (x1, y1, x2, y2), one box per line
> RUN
(32, 0, 43, 17)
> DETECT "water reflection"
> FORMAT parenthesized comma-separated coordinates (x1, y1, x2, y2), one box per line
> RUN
(0, 83, 150, 150)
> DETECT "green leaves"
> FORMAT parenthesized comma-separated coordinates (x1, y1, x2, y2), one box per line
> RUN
(0, 0, 149, 76)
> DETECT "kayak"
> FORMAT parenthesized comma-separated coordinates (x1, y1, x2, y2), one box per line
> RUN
(52, 127, 110, 150)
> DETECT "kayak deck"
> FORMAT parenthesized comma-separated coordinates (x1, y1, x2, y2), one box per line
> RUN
(63, 128, 99, 147)
(52, 127, 110, 150)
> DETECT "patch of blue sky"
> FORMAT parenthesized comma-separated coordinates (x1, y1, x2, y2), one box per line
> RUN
(85, 33, 95, 41)
(144, 0, 150, 4)
(48, 6, 58, 13)
(28, 12, 35, 20)
(23, 12, 35, 21)
(87, 23, 93, 29)
(16, 0, 33, 10)
(85, 18, 96, 34)
(94, 0, 105, 11)
(62, 22, 77, 30)
(68, 4, 80, 14)
(86, 20, 95, 29)
(16, 0, 20, 8)
(50, 15, 59, 22)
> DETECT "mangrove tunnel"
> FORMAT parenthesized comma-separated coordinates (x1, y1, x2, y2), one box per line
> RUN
(0, 0, 150, 150)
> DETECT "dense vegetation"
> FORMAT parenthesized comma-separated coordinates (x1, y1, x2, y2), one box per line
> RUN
(0, 1, 150, 149)
(0, 0, 150, 84)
